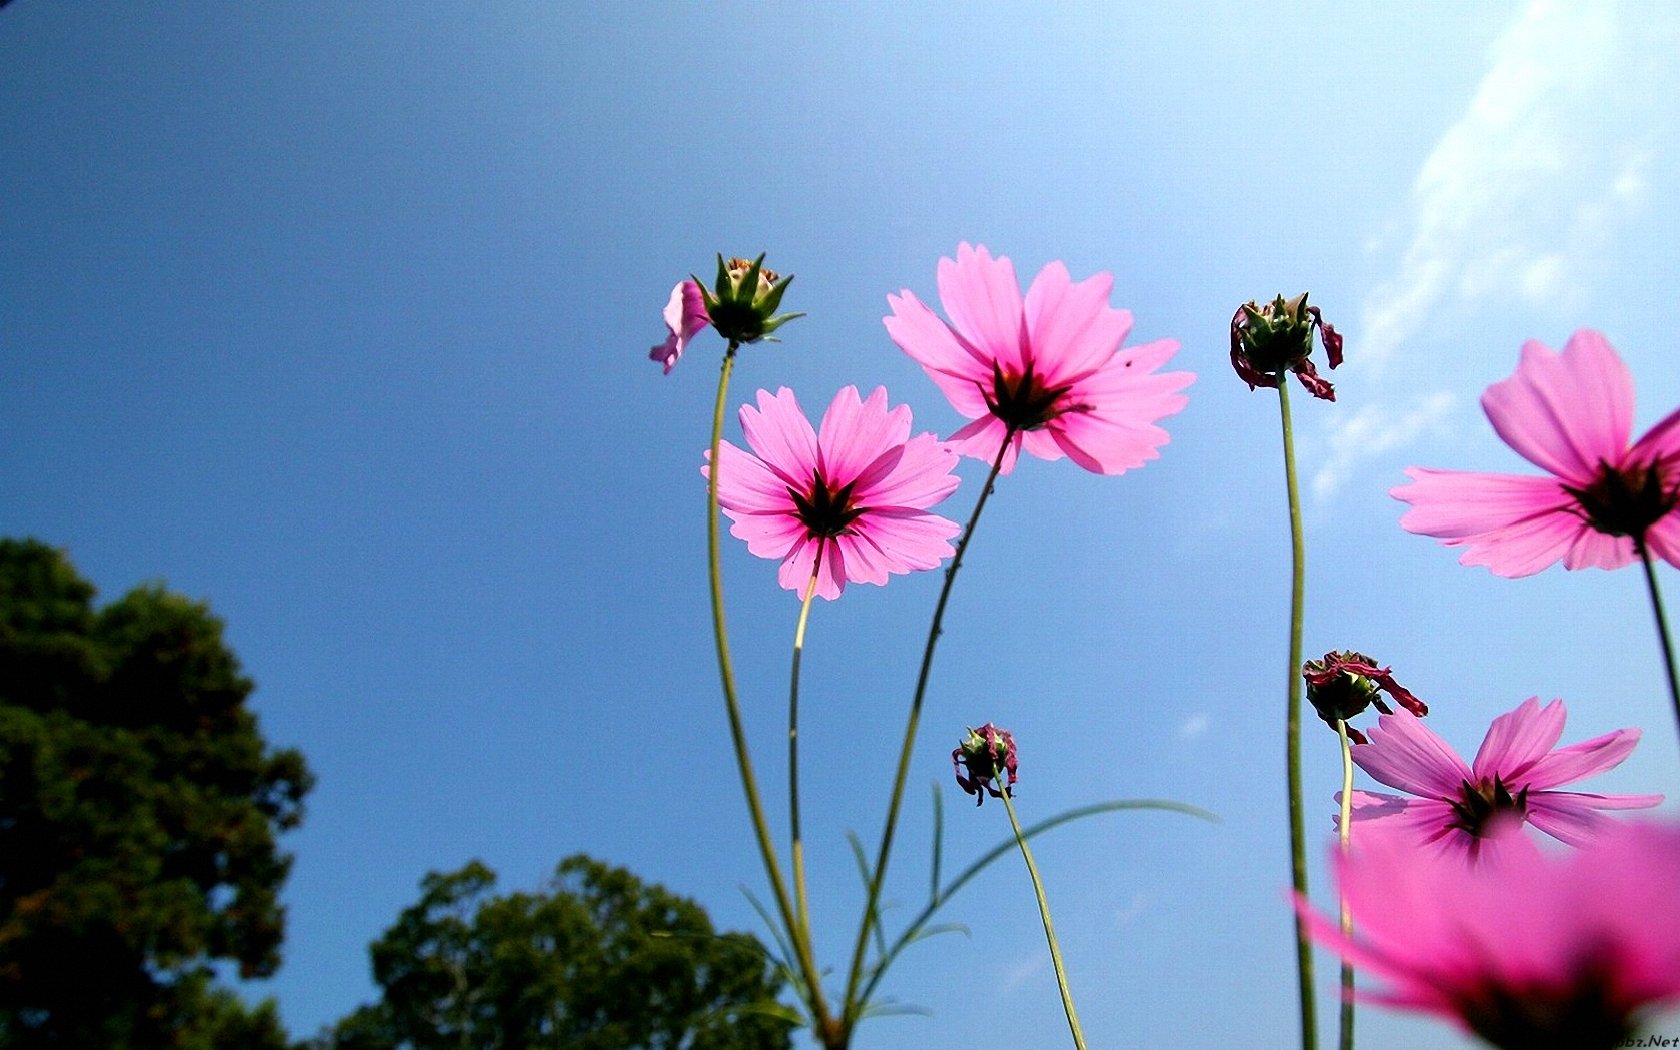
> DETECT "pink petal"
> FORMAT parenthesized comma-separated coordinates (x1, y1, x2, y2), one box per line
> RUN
(1525, 792, 1664, 847)
(1471, 697, 1565, 783)
(1343, 792, 1463, 850)
(882, 290, 995, 418)
(649, 280, 710, 374)
(1561, 525, 1638, 571)
(1022, 262, 1132, 382)
(936, 243, 1028, 374)
(1480, 330, 1632, 484)
(817, 386, 912, 486)
(1353, 710, 1473, 800)
(708, 442, 798, 516)
(855, 432, 961, 509)
(739, 388, 820, 490)
(1629, 402, 1680, 464)
(1646, 512, 1680, 569)
(1392, 467, 1583, 577)
(1521, 726, 1644, 789)
(945, 415, 1020, 473)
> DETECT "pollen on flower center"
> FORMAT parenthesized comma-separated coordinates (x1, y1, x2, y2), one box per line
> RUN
(787, 473, 864, 539)
(1448, 776, 1528, 837)
(1563, 458, 1679, 540)
(983, 361, 1081, 431)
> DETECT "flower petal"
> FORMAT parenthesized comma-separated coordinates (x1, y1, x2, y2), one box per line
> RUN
(1023, 262, 1132, 382)
(1353, 711, 1474, 800)
(883, 290, 994, 418)
(1392, 467, 1584, 577)
(1471, 697, 1565, 783)
(936, 243, 1028, 374)
(1480, 330, 1633, 483)
(1520, 727, 1646, 790)
(817, 386, 912, 486)
(1525, 792, 1664, 847)
(739, 388, 820, 490)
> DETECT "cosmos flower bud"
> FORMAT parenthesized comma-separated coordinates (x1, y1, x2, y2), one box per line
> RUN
(1230, 292, 1343, 400)
(952, 723, 1018, 806)
(695, 253, 804, 346)
(1302, 650, 1427, 743)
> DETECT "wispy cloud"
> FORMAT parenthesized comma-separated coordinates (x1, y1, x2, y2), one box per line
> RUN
(1324, 0, 1672, 501)
(1360, 1, 1646, 371)
(1177, 713, 1209, 741)
(1313, 391, 1457, 502)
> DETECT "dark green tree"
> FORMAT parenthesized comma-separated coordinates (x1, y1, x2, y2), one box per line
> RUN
(315, 856, 794, 1050)
(0, 538, 311, 1048)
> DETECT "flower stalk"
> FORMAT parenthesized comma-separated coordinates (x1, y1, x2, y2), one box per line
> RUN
(840, 433, 1014, 1028)
(999, 786, 1088, 1050)
(790, 562, 820, 940)
(705, 343, 833, 1035)
(1637, 542, 1680, 754)
(1277, 378, 1319, 1050)
(1336, 717, 1355, 1050)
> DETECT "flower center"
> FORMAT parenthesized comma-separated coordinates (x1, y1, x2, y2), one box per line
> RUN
(788, 473, 863, 539)
(1562, 459, 1679, 541)
(1447, 775, 1527, 837)
(983, 361, 1082, 431)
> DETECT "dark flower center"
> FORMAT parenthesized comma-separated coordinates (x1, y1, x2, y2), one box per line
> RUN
(1447, 775, 1527, 837)
(1562, 459, 1678, 541)
(983, 361, 1082, 431)
(788, 473, 863, 538)
(1457, 963, 1633, 1050)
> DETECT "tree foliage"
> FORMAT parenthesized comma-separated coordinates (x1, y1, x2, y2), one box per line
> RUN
(316, 856, 794, 1050)
(0, 538, 312, 1048)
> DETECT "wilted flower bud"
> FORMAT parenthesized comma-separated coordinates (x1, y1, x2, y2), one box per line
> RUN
(953, 723, 1017, 806)
(695, 253, 804, 346)
(1303, 650, 1427, 743)
(1230, 292, 1343, 400)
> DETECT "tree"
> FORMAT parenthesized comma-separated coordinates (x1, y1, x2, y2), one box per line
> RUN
(315, 856, 795, 1050)
(0, 538, 312, 1048)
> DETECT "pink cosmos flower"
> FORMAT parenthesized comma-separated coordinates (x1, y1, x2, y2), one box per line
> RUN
(649, 280, 711, 374)
(1299, 819, 1680, 1049)
(883, 243, 1193, 475)
(703, 386, 962, 600)
(1392, 329, 1680, 576)
(1345, 697, 1661, 862)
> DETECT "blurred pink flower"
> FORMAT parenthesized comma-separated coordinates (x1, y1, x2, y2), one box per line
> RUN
(1345, 697, 1661, 862)
(883, 243, 1193, 475)
(1392, 329, 1680, 576)
(648, 280, 711, 374)
(1299, 819, 1680, 1049)
(703, 386, 962, 600)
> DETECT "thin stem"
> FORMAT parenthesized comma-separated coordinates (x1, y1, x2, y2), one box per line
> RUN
(841, 434, 1014, 1026)
(1637, 542, 1680, 754)
(1000, 787, 1088, 1050)
(1277, 380, 1318, 1050)
(705, 346, 831, 1032)
(790, 562, 821, 946)
(1336, 718, 1355, 1050)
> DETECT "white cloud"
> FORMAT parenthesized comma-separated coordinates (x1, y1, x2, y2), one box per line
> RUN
(1177, 713, 1209, 741)
(1313, 391, 1457, 501)
(1359, 0, 1657, 370)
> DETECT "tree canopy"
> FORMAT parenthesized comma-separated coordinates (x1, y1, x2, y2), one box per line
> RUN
(316, 855, 794, 1050)
(0, 538, 312, 1048)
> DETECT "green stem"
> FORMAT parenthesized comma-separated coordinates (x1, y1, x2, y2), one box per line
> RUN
(1277, 380, 1318, 1050)
(841, 434, 1014, 1027)
(1637, 542, 1680, 755)
(790, 563, 820, 947)
(999, 787, 1088, 1050)
(1336, 718, 1354, 1050)
(705, 346, 831, 1033)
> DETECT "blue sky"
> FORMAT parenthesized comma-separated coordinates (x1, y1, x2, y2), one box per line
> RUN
(4, 2, 1679, 1047)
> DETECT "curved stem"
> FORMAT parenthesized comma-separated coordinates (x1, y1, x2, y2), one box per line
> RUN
(790, 562, 821, 946)
(1637, 542, 1680, 756)
(999, 788, 1088, 1050)
(841, 434, 1013, 1026)
(706, 347, 831, 1032)
(1277, 380, 1318, 1050)
(1336, 718, 1355, 1050)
